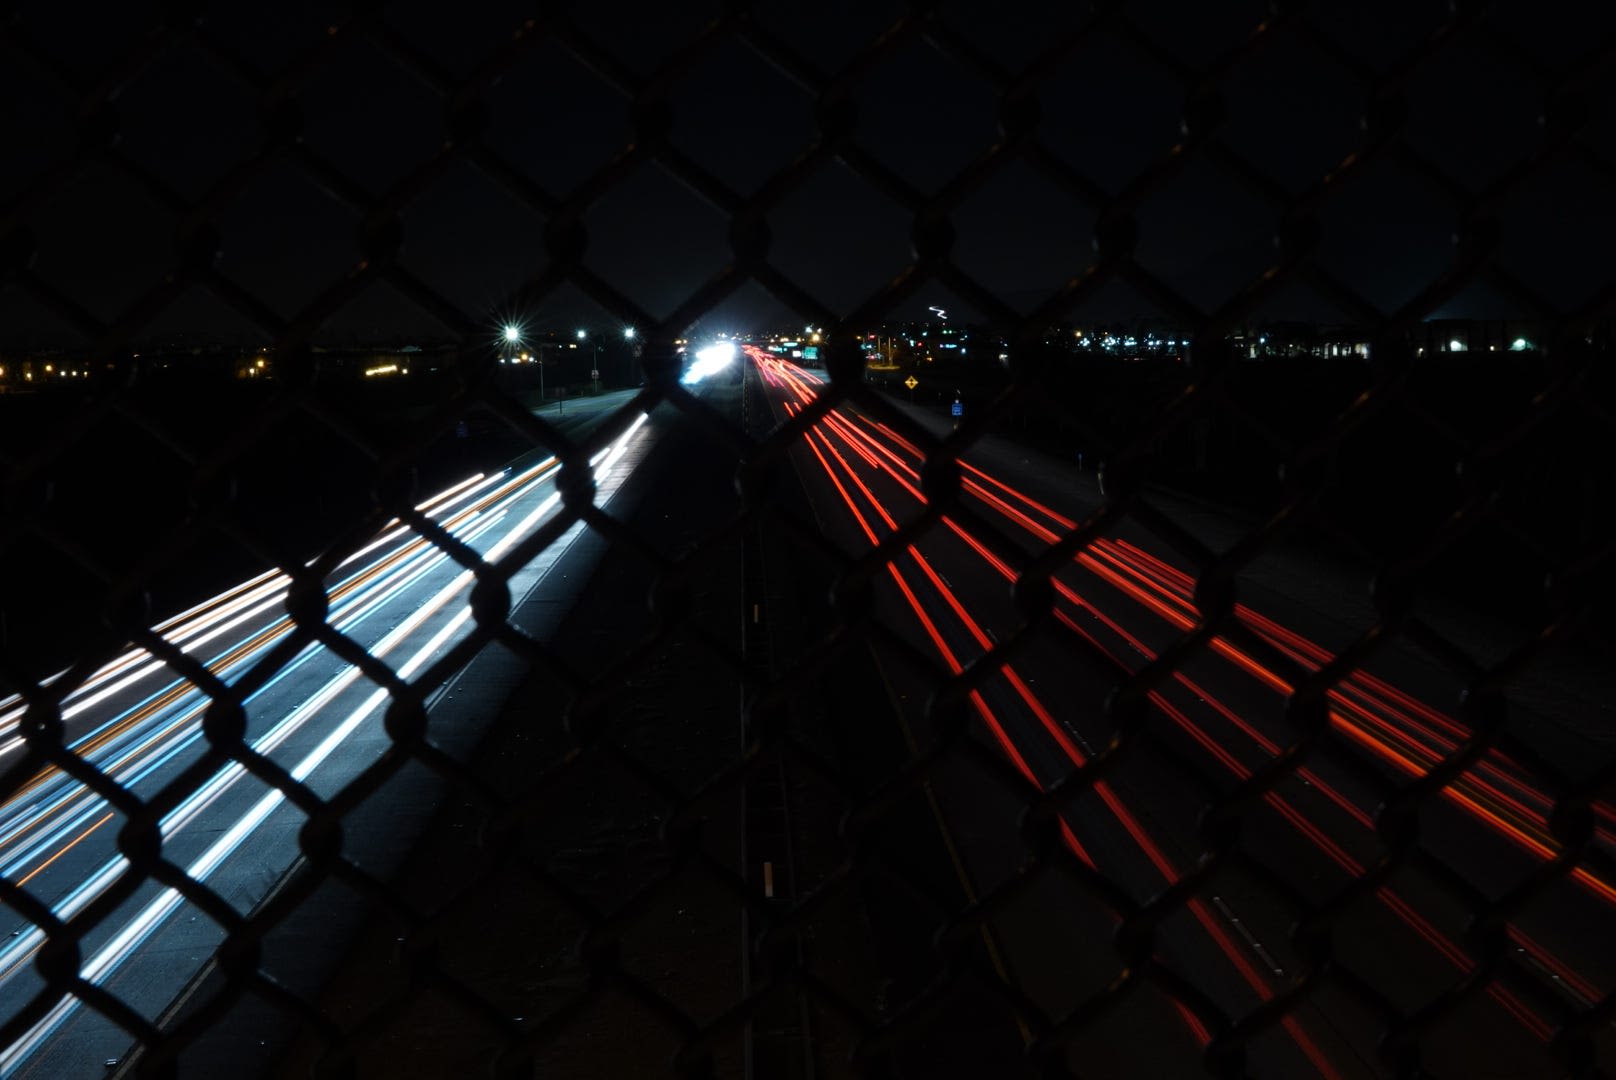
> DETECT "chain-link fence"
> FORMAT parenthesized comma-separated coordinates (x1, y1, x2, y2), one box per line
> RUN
(2, 2, 1615, 1077)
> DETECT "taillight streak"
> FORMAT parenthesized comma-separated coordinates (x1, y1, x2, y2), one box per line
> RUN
(779, 374, 1344, 1076)
(859, 409, 1616, 905)
(769, 355, 1602, 1034)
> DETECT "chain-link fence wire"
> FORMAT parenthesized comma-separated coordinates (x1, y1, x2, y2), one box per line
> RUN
(2, 1, 1615, 1076)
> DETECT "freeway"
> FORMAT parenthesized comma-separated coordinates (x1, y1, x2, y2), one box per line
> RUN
(750, 347, 1616, 1077)
(0, 391, 665, 1077)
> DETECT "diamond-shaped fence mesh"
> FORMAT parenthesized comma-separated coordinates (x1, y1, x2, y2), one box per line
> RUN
(2, 2, 1614, 1077)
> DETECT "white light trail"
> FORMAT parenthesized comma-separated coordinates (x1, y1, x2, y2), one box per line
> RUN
(682, 342, 736, 385)
(0, 413, 654, 1071)
(0, 468, 521, 744)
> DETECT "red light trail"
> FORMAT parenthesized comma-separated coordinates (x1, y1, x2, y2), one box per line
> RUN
(751, 346, 1611, 1071)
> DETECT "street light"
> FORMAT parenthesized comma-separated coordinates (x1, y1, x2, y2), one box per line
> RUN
(623, 327, 636, 340)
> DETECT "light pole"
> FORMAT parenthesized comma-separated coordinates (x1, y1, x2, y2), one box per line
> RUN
(578, 328, 600, 394)
(505, 325, 547, 404)
(502, 323, 534, 395)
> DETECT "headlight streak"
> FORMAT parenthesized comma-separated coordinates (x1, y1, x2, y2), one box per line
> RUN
(1, 452, 580, 893)
(0, 507, 519, 981)
(0, 469, 515, 755)
(681, 341, 736, 385)
(0, 462, 552, 780)
(0, 604, 480, 1075)
(0, 504, 514, 876)
(0, 418, 652, 1068)
(0, 469, 491, 720)
(0, 495, 518, 833)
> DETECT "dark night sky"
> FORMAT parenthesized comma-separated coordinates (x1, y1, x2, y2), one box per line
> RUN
(1, 0, 1614, 346)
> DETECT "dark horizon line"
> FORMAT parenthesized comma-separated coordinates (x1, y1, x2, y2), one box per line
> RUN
(0, 313, 1594, 354)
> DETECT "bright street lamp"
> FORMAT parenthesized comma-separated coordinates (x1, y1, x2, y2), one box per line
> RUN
(576, 328, 587, 340)
(504, 325, 520, 343)
(623, 327, 636, 340)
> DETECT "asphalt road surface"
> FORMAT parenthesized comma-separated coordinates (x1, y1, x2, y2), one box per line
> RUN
(749, 347, 1616, 1078)
(0, 388, 663, 1078)
(6, 344, 1614, 1078)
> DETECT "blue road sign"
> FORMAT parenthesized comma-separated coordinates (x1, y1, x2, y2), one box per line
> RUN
(951, 399, 963, 417)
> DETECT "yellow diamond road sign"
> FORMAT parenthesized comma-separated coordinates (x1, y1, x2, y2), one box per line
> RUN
(904, 375, 918, 390)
